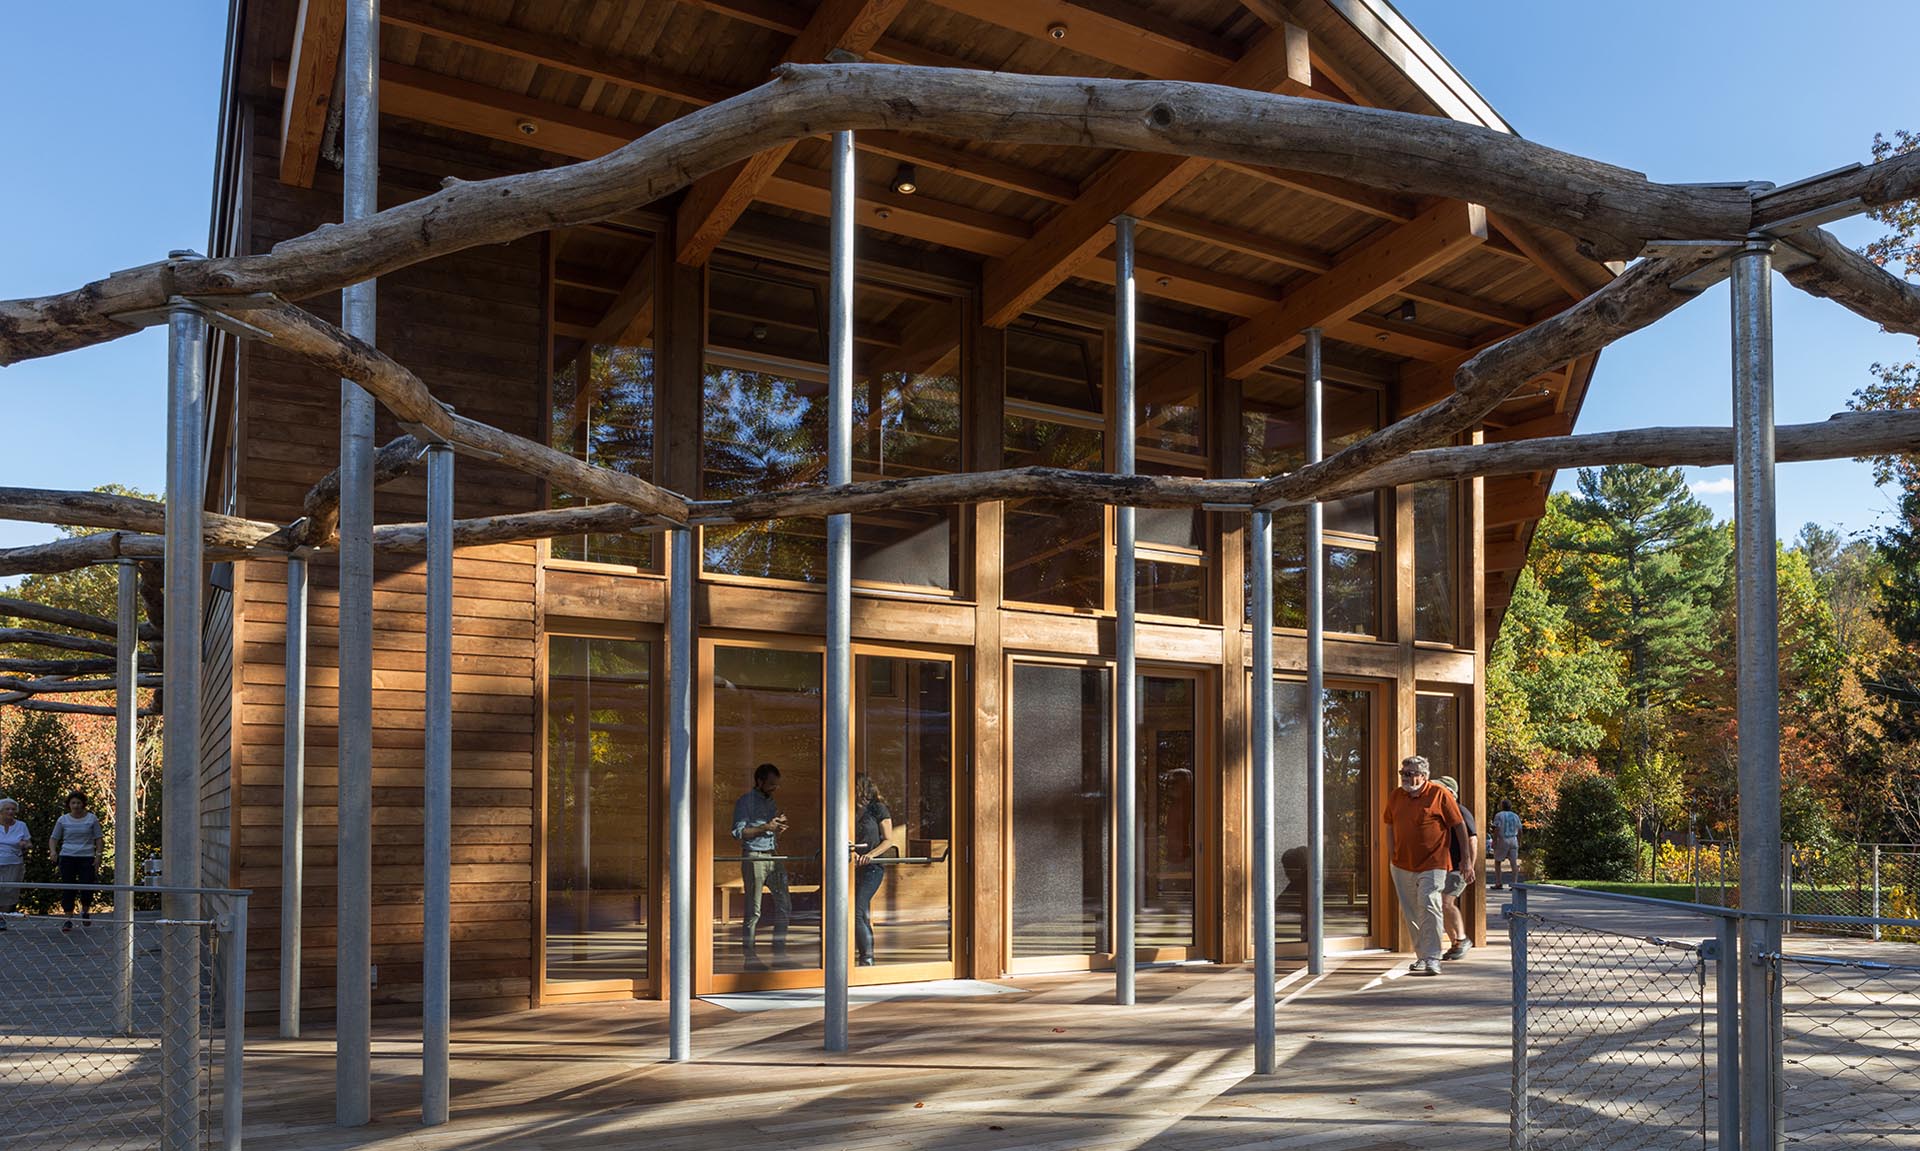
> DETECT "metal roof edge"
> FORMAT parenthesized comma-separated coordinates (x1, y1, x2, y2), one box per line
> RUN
(1321, 0, 1513, 135)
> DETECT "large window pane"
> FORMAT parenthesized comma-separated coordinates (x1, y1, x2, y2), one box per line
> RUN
(1414, 482, 1457, 644)
(1004, 416, 1106, 610)
(1138, 675, 1198, 949)
(1012, 663, 1112, 958)
(1416, 693, 1459, 787)
(1273, 681, 1372, 942)
(856, 656, 953, 968)
(546, 637, 652, 982)
(710, 645, 823, 975)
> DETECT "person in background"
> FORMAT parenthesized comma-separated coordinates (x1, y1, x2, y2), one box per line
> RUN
(1383, 755, 1469, 977)
(50, 790, 104, 933)
(1436, 776, 1478, 962)
(0, 799, 29, 931)
(731, 763, 790, 966)
(852, 773, 895, 968)
(1490, 800, 1522, 890)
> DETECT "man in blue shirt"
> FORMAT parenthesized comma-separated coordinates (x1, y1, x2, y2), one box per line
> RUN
(732, 763, 791, 965)
(1491, 800, 1523, 890)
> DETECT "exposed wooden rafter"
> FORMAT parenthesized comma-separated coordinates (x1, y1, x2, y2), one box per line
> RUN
(279, 0, 346, 188)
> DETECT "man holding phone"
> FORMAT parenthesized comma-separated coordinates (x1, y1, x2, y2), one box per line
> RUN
(732, 762, 792, 966)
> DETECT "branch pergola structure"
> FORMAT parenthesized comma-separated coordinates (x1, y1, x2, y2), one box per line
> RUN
(3, 61, 1916, 1141)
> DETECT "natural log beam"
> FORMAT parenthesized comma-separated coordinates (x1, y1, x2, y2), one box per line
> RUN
(1225, 200, 1488, 377)
(925, 0, 1237, 81)
(0, 596, 158, 644)
(675, 0, 911, 266)
(0, 656, 154, 677)
(233, 301, 691, 523)
(279, 0, 346, 188)
(0, 487, 277, 550)
(1778, 227, 1920, 338)
(695, 467, 1257, 523)
(0, 674, 162, 695)
(1250, 251, 1722, 507)
(7, 63, 1821, 366)
(1752, 156, 1920, 235)
(980, 22, 1313, 326)
(0, 694, 159, 719)
(373, 503, 664, 551)
(0, 627, 120, 657)
(283, 433, 428, 549)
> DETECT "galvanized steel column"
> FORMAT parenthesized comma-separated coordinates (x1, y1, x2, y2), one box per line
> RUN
(1113, 214, 1138, 1006)
(114, 559, 138, 1035)
(280, 556, 307, 1038)
(162, 298, 208, 1151)
(667, 528, 695, 1061)
(1303, 327, 1326, 975)
(422, 443, 453, 1125)
(336, 0, 379, 1124)
(222, 896, 248, 1151)
(823, 128, 855, 1053)
(1732, 239, 1780, 1151)
(1249, 510, 1277, 1074)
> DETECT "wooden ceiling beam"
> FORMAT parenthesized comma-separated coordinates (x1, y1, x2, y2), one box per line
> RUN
(588, 255, 658, 347)
(923, 0, 1236, 80)
(279, 0, 346, 188)
(980, 22, 1312, 327)
(858, 132, 1079, 204)
(1225, 200, 1489, 378)
(1218, 161, 1420, 223)
(674, 0, 911, 268)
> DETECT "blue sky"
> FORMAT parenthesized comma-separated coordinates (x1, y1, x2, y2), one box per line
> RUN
(0, 1, 1915, 555)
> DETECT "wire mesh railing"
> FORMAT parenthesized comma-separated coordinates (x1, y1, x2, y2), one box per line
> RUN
(1508, 883, 1920, 1151)
(0, 883, 247, 1151)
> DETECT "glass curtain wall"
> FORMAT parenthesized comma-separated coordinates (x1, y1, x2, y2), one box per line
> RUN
(1272, 679, 1375, 943)
(1010, 663, 1113, 958)
(1004, 322, 1107, 610)
(1135, 342, 1210, 621)
(1413, 482, 1458, 644)
(1244, 375, 1385, 634)
(700, 260, 962, 589)
(545, 636, 653, 983)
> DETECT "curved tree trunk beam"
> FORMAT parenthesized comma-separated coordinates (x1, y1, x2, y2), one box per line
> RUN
(0, 487, 277, 551)
(0, 694, 160, 718)
(0, 674, 163, 695)
(0, 656, 154, 677)
(373, 503, 662, 551)
(0, 595, 159, 644)
(7, 63, 1915, 365)
(1780, 227, 1920, 338)
(695, 467, 1256, 524)
(1251, 252, 1719, 507)
(236, 301, 691, 523)
(0, 626, 120, 656)
(0, 533, 254, 578)
(1309, 408, 1920, 500)
(285, 433, 428, 549)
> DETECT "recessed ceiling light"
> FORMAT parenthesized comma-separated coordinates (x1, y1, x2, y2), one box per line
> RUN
(890, 163, 919, 196)
(517, 120, 538, 136)
(1047, 22, 1068, 40)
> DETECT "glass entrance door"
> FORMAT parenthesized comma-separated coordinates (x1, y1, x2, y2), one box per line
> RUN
(1136, 673, 1204, 959)
(1270, 678, 1379, 949)
(1009, 662, 1113, 969)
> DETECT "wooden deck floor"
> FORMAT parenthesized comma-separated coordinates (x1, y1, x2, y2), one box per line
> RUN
(245, 945, 1514, 1150)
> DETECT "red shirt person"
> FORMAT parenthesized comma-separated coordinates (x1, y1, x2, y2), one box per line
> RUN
(1383, 755, 1470, 976)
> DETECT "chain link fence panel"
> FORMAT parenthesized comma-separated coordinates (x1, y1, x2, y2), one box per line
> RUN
(1772, 949, 1920, 1147)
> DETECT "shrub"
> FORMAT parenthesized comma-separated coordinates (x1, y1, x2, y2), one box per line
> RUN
(1541, 773, 1639, 881)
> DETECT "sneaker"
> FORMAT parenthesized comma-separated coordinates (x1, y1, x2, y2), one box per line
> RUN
(62, 920, 72, 933)
(1443, 940, 1470, 961)
(1409, 959, 1438, 976)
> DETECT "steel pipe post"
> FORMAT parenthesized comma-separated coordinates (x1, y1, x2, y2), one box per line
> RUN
(1250, 510, 1277, 1074)
(667, 528, 695, 1061)
(1731, 240, 1780, 1151)
(279, 556, 307, 1038)
(823, 128, 854, 1053)
(1304, 326, 1326, 975)
(222, 895, 247, 1151)
(1114, 214, 1138, 1007)
(162, 298, 208, 1151)
(1509, 885, 1529, 1150)
(336, 0, 379, 1125)
(1872, 845, 1882, 941)
(422, 444, 453, 1126)
(114, 559, 138, 1035)
(1716, 914, 1741, 1149)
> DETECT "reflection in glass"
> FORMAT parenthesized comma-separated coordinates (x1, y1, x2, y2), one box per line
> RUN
(1003, 416, 1106, 609)
(551, 344, 656, 568)
(1414, 482, 1457, 644)
(546, 637, 651, 982)
(710, 646, 822, 974)
(1012, 664, 1112, 957)
(855, 656, 953, 968)
(1137, 557, 1205, 619)
(1416, 693, 1459, 788)
(1137, 676, 1198, 949)
(1273, 681, 1372, 942)
(1326, 546, 1379, 636)
(1137, 344, 1206, 457)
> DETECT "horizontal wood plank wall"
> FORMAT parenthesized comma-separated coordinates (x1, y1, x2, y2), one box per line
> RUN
(238, 108, 543, 1021)
(202, 583, 236, 889)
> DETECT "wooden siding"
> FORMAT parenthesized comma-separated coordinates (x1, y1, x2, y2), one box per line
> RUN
(201, 583, 237, 889)
(236, 107, 544, 1020)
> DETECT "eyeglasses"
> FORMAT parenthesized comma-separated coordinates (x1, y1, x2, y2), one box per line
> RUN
(1399, 771, 1427, 778)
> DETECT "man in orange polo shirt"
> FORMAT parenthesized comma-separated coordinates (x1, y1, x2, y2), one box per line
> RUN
(1384, 755, 1471, 976)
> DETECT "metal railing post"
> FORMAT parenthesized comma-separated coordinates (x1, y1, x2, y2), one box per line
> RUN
(668, 528, 695, 1061)
(335, 0, 380, 1124)
(162, 293, 208, 1151)
(1304, 326, 1326, 975)
(422, 443, 453, 1126)
(279, 556, 306, 1039)
(1509, 885, 1528, 1151)
(1114, 213, 1138, 1007)
(1249, 509, 1276, 1075)
(1781, 846, 1794, 936)
(1871, 845, 1882, 940)
(223, 894, 248, 1151)
(114, 558, 138, 1035)
(1730, 239, 1780, 1151)
(1715, 914, 1740, 1149)
(822, 126, 854, 1054)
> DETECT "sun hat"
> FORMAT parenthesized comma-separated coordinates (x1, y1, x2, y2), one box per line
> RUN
(1437, 776, 1459, 795)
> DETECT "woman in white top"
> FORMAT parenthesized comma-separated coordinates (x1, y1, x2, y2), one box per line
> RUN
(50, 791, 103, 932)
(0, 798, 29, 931)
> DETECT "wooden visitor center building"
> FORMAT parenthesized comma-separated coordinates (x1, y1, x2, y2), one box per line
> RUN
(201, 0, 1611, 1018)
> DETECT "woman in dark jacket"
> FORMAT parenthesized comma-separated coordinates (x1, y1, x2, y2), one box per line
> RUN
(852, 774, 894, 968)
